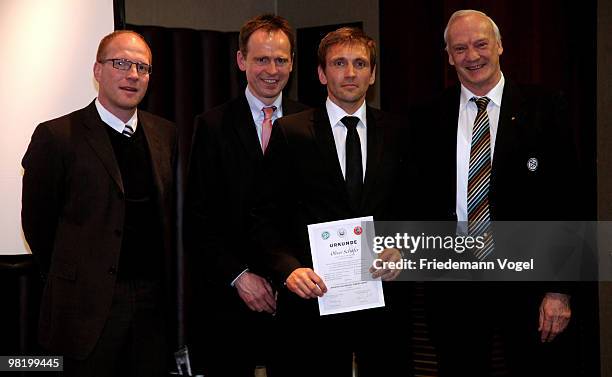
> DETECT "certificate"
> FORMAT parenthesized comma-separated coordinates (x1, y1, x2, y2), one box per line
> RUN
(307, 216, 385, 316)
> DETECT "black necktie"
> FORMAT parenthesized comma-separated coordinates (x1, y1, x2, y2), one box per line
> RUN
(342, 116, 362, 212)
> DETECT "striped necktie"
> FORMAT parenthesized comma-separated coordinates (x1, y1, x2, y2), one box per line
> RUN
(468, 96, 493, 260)
(122, 124, 135, 138)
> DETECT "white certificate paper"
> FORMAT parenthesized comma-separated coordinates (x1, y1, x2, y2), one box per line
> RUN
(307, 216, 385, 316)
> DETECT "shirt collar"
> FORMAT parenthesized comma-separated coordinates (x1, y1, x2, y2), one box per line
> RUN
(459, 72, 505, 109)
(95, 98, 138, 134)
(326, 97, 368, 129)
(245, 86, 283, 120)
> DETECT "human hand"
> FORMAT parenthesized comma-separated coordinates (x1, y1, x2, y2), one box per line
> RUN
(369, 248, 402, 281)
(538, 292, 571, 342)
(235, 272, 277, 313)
(285, 268, 327, 299)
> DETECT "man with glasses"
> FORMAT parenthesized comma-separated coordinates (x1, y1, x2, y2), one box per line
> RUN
(22, 30, 176, 376)
(184, 14, 307, 376)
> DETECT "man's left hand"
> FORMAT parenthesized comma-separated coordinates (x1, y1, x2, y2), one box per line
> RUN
(539, 292, 571, 342)
(234, 272, 277, 313)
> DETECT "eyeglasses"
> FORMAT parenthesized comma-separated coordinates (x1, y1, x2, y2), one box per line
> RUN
(100, 58, 152, 75)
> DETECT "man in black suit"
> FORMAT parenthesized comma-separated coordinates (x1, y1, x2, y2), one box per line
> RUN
(253, 27, 409, 376)
(421, 10, 578, 376)
(22, 31, 176, 376)
(184, 14, 307, 376)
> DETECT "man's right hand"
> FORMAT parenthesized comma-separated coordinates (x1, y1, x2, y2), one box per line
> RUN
(285, 268, 327, 299)
(234, 272, 276, 313)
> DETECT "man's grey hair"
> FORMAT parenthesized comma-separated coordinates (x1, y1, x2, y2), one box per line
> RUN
(443, 9, 502, 50)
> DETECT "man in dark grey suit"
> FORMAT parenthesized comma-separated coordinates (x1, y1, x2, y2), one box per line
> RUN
(22, 30, 176, 377)
(184, 14, 307, 376)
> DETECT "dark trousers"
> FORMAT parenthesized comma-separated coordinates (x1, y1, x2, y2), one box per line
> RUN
(425, 283, 578, 377)
(267, 286, 413, 377)
(266, 293, 353, 377)
(188, 286, 276, 377)
(62, 280, 167, 377)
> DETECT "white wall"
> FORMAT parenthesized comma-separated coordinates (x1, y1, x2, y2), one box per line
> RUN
(0, 0, 115, 254)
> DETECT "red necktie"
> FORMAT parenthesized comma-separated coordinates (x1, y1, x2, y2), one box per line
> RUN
(261, 106, 276, 153)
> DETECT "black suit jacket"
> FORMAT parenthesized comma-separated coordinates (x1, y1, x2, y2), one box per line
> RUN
(416, 79, 581, 291)
(184, 94, 308, 285)
(21, 100, 176, 359)
(418, 79, 578, 222)
(252, 106, 408, 286)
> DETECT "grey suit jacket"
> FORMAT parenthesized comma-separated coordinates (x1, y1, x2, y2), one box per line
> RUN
(21, 100, 176, 359)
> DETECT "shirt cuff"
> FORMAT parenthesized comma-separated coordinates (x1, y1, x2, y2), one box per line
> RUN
(230, 268, 249, 287)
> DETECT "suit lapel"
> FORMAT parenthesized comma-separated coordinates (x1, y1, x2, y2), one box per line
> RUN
(81, 101, 124, 193)
(443, 86, 461, 208)
(233, 95, 264, 162)
(311, 108, 347, 193)
(493, 80, 524, 175)
(361, 107, 384, 208)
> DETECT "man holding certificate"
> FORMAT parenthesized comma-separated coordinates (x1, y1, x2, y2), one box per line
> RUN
(253, 27, 411, 376)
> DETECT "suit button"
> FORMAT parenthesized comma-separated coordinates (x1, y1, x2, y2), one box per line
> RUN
(108, 266, 117, 275)
(114, 229, 122, 237)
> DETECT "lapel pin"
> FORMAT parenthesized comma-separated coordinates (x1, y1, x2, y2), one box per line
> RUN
(511, 116, 516, 121)
(527, 157, 538, 172)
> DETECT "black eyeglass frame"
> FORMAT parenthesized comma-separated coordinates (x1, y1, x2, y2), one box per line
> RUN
(99, 58, 152, 75)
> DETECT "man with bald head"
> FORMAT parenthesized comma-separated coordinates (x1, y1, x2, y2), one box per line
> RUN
(421, 9, 579, 376)
(22, 30, 176, 376)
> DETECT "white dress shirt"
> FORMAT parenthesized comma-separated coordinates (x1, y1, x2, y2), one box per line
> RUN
(456, 73, 505, 221)
(95, 98, 138, 135)
(326, 98, 368, 181)
(244, 86, 283, 146)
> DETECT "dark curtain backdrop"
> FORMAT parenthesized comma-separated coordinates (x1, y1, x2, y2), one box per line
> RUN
(130, 24, 244, 176)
